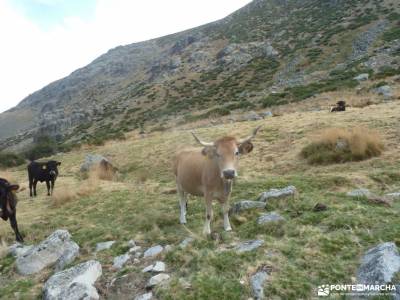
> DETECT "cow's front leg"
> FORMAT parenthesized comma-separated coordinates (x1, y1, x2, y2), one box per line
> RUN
(33, 179, 38, 197)
(203, 196, 213, 235)
(10, 213, 23, 243)
(178, 188, 187, 224)
(222, 201, 232, 232)
(46, 181, 51, 196)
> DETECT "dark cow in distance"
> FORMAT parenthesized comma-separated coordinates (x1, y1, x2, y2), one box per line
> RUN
(0, 178, 23, 242)
(28, 160, 61, 197)
(330, 100, 346, 112)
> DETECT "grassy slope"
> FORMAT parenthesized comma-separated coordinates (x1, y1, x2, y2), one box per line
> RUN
(1, 87, 400, 299)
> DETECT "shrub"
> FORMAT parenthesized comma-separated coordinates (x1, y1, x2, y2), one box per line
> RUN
(23, 135, 58, 161)
(0, 152, 25, 168)
(301, 127, 384, 165)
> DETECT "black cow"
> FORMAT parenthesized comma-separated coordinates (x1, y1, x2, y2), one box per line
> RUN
(28, 160, 61, 197)
(0, 178, 23, 242)
(330, 100, 346, 112)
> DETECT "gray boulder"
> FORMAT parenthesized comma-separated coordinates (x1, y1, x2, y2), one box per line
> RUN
(95, 241, 115, 252)
(357, 242, 400, 285)
(113, 253, 131, 269)
(142, 261, 166, 273)
(353, 73, 369, 81)
(230, 200, 266, 214)
(250, 269, 269, 299)
(385, 192, 400, 200)
(258, 186, 297, 202)
(347, 188, 371, 198)
(235, 240, 264, 253)
(16, 230, 79, 275)
(43, 260, 102, 300)
(374, 85, 392, 99)
(257, 212, 285, 225)
(144, 245, 163, 258)
(80, 154, 115, 173)
(135, 292, 153, 300)
(260, 111, 273, 118)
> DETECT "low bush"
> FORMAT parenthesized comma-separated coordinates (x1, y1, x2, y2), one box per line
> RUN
(301, 127, 384, 165)
(0, 152, 25, 168)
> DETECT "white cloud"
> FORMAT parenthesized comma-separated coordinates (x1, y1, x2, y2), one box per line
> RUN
(0, 0, 251, 113)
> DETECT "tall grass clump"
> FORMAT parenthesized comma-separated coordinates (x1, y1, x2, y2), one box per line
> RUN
(0, 152, 25, 168)
(301, 127, 384, 164)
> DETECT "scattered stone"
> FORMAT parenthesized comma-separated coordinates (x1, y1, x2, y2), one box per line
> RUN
(235, 240, 264, 253)
(313, 203, 328, 212)
(113, 253, 131, 269)
(127, 240, 136, 248)
(347, 188, 371, 198)
(43, 260, 102, 300)
(8, 243, 33, 258)
(146, 273, 170, 288)
(230, 201, 266, 214)
(385, 192, 400, 200)
(257, 212, 285, 225)
(144, 245, 163, 258)
(179, 237, 194, 248)
(250, 269, 269, 300)
(129, 246, 142, 254)
(142, 261, 166, 273)
(16, 230, 79, 275)
(258, 186, 297, 202)
(357, 242, 400, 286)
(353, 73, 369, 81)
(374, 85, 392, 99)
(95, 241, 115, 252)
(135, 292, 153, 300)
(179, 278, 192, 289)
(164, 245, 173, 253)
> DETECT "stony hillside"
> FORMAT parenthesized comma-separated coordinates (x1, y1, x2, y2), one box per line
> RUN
(1, 86, 400, 298)
(1, 0, 399, 151)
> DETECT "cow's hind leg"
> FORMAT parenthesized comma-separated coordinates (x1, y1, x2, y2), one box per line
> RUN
(9, 213, 23, 243)
(222, 201, 232, 232)
(178, 187, 188, 224)
(50, 180, 55, 195)
(203, 195, 213, 235)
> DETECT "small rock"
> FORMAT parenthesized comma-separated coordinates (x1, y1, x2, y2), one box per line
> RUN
(179, 278, 192, 289)
(113, 253, 131, 269)
(142, 261, 166, 273)
(135, 292, 153, 300)
(127, 240, 136, 248)
(129, 246, 142, 254)
(146, 273, 170, 288)
(164, 245, 173, 252)
(258, 186, 297, 202)
(260, 111, 273, 118)
(374, 85, 392, 99)
(230, 201, 266, 215)
(357, 242, 400, 286)
(250, 270, 269, 300)
(8, 243, 33, 258)
(179, 237, 194, 248)
(353, 73, 369, 81)
(385, 192, 400, 200)
(95, 241, 115, 252)
(347, 188, 371, 198)
(257, 212, 285, 225)
(43, 260, 102, 300)
(16, 230, 79, 275)
(144, 245, 163, 258)
(313, 203, 328, 212)
(235, 240, 264, 253)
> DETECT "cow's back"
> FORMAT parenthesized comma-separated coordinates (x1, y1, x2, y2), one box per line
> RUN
(174, 149, 206, 196)
(28, 162, 45, 181)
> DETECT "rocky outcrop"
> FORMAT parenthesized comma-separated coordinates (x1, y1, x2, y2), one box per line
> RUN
(43, 260, 102, 300)
(16, 230, 79, 275)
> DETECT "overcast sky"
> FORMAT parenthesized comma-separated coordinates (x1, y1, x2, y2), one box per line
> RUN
(0, 0, 251, 113)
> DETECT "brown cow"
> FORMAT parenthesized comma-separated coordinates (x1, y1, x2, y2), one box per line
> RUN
(0, 178, 23, 242)
(173, 126, 261, 235)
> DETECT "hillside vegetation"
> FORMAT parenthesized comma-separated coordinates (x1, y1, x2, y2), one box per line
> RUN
(1, 85, 400, 298)
(0, 0, 399, 151)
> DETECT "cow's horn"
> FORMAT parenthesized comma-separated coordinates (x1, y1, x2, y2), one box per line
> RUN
(191, 132, 214, 147)
(239, 125, 262, 144)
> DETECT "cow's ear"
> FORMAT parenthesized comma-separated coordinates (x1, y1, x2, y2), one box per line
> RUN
(239, 141, 254, 155)
(201, 146, 217, 158)
(8, 185, 19, 192)
(57, 161, 61, 166)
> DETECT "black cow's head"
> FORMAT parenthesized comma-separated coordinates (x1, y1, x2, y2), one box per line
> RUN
(46, 161, 61, 179)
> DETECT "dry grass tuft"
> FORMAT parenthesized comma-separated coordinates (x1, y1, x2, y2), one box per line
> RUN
(301, 127, 384, 164)
(0, 239, 8, 259)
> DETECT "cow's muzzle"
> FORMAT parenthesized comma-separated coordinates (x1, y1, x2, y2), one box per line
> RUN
(222, 169, 236, 180)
